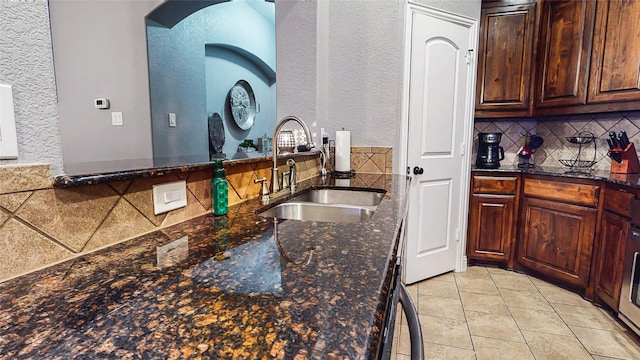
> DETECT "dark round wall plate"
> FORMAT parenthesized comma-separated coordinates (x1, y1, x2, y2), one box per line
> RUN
(208, 112, 225, 154)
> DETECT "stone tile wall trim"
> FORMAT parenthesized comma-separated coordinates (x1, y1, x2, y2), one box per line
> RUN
(0, 163, 52, 194)
(328, 146, 393, 174)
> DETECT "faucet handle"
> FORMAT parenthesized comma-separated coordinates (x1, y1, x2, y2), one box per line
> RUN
(286, 159, 297, 193)
(254, 177, 270, 204)
(282, 171, 290, 189)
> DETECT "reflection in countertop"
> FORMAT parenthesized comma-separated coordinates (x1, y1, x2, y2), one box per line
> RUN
(0, 174, 410, 359)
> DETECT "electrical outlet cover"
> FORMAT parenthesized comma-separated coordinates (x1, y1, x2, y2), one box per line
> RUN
(153, 180, 187, 215)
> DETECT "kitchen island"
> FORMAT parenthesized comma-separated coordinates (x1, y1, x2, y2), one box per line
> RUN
(0, 174, 409, 359)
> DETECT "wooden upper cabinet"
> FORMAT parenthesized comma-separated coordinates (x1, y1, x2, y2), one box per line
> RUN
(476, 0, 640, 117)
(588, 0, 640, 104)
(475, 2, 538, 117)
(535, 0, 595, 108)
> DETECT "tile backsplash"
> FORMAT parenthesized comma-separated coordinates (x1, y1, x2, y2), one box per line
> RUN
(0, 156, 321, 281)
(0, 147, 391, 282)
(474, 111, 640, 172)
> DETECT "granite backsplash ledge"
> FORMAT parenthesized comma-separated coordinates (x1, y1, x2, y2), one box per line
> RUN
(474, 110, 640, 172)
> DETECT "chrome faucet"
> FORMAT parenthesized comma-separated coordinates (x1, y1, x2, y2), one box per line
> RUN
(271, 116, 314, 192)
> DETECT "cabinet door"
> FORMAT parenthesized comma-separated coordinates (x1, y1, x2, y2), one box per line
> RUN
(535, 0, 595, 108)
(518, 197, 597, 288)
(475, 3, 537, 117)
(595, 211, 629, 311)
(588, 0, 640, 103)
(468, 194, 515, 262)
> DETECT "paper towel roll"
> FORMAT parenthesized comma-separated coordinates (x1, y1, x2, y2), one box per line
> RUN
(335, 130, 351, 172)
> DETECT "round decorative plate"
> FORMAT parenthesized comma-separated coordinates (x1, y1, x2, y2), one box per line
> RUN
(208, 113, 225, 154)
(228, 80, 256, 130)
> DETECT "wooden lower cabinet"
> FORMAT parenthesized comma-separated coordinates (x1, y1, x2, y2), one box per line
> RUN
(468, 194, 515, 263)
(517, 196, 597, 288)
(594, 211, 629, 311)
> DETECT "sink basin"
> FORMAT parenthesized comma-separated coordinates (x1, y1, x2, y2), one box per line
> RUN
(258, 202, 375, 223)
(290, 188, 385, 207)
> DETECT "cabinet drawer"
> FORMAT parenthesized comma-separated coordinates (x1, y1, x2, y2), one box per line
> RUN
(604, 187, 634, 218)
(523, 178, 599, 207)
(473, 176, 518, 195)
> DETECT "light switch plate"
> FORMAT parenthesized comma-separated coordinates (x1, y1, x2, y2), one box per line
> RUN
(111, 112, 123, 126)
(168, 113, 176, 127)
(0, 83, 18, 159)
(153, 180, 187, 215)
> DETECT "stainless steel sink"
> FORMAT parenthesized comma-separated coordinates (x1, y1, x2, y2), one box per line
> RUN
(258, 202, 375, 223)
(290, 188, 385, 207)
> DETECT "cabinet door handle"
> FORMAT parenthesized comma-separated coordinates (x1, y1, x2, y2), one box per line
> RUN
(413, 166, 424, 175)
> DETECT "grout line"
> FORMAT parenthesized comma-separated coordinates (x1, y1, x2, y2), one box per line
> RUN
(80, 194, 122, 252)
(496, 267, 617, 358)
(484, 266, 533, 354)
(10, 215, 77, 254)
(453, 272, 477, 354)
(185, 178, 208, 211)
(122, 196, 160, 229)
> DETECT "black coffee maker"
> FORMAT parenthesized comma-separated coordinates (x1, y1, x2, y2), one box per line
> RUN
(476, 132, 505, 169)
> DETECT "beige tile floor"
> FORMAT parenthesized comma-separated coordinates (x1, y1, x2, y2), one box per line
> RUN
(391, 265, 640, 360)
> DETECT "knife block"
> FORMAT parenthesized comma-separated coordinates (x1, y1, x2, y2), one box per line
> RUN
(611, 142, 640, 174)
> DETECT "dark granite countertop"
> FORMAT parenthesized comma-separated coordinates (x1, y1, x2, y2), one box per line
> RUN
(0, 174, 409, 359)
(472, 165, 640, 189)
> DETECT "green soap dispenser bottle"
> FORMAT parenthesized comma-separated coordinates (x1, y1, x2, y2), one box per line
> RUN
(212, 160, 228, 215)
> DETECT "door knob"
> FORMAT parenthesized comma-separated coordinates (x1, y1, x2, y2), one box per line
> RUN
(413, 166, 424, 175)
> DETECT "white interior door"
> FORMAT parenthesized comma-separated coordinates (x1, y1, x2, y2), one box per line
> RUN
(404, 7, 476, 284)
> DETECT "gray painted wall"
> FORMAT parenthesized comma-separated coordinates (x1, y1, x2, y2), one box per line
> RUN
(326, 0, 406, 147)
(322, 0, 479, 171)
(416, 0, 481, 20)
(49, 0, 160, 168)
(275, 0, 320, 143)
(0, 1, 63, 175)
